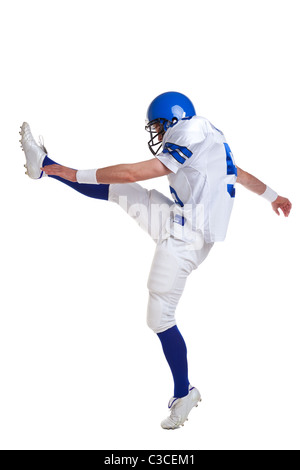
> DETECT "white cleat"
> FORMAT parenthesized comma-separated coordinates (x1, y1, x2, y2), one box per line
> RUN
(20, 122, 48, 179)
(161, 386, 202, 430)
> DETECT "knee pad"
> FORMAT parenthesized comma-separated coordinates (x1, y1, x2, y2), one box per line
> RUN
(147, 292, 163, 332)
(147, 291, 177, 334)
(146, 242, 182, 333)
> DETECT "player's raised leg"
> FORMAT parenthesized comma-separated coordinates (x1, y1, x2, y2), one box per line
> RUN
(20, 123, 174, 229)
(20, 122, 109, 200)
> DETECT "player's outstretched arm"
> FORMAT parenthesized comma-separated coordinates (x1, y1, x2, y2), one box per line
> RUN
(236, 167, 292, 217)
(41, 158, 171, 184)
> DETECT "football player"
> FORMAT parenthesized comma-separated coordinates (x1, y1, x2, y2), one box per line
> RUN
(20, 92, 292, 429)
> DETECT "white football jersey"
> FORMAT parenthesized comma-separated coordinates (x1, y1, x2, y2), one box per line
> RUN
(156, 116, 237, 243)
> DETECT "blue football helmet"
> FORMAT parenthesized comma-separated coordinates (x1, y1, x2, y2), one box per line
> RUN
(145, 91, 196, 155)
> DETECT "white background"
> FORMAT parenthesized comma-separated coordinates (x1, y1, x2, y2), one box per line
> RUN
(0, 0, 299, 450)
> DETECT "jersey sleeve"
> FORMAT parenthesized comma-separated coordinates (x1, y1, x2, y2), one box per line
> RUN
(156, 143, 193, 174)
(156, 118, 207, 174)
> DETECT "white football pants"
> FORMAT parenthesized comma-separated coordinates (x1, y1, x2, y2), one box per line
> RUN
(109, 183, 214, 333)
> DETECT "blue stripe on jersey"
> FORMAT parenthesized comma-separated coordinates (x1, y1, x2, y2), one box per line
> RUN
(170, 186, 184, 207)
(163, 142, 193, 165)
(224, 143, 238, 176)
(167, 149, 185, 164)
(227, 184, 236, 198)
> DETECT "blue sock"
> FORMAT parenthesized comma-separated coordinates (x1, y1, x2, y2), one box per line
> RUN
(42, 156, 109, 200)
(157, 325, 189, 398)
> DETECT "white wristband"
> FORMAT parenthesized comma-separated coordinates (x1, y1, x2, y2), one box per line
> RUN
(76, 169, 98, 184)
(261, 185, 278, 203)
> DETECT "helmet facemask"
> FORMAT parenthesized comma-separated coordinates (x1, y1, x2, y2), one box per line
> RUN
(145, 118, 172, 156)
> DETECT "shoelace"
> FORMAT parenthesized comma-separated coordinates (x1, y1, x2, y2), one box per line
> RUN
(167, 403, 181, 426)
(38, 135, 48, 154)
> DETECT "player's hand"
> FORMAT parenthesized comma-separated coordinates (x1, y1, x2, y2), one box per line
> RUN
(41, 164, 77, 182)
(272, 196, 292, 217)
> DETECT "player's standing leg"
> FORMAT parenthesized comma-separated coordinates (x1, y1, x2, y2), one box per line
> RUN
(147, 236, 213, 429)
